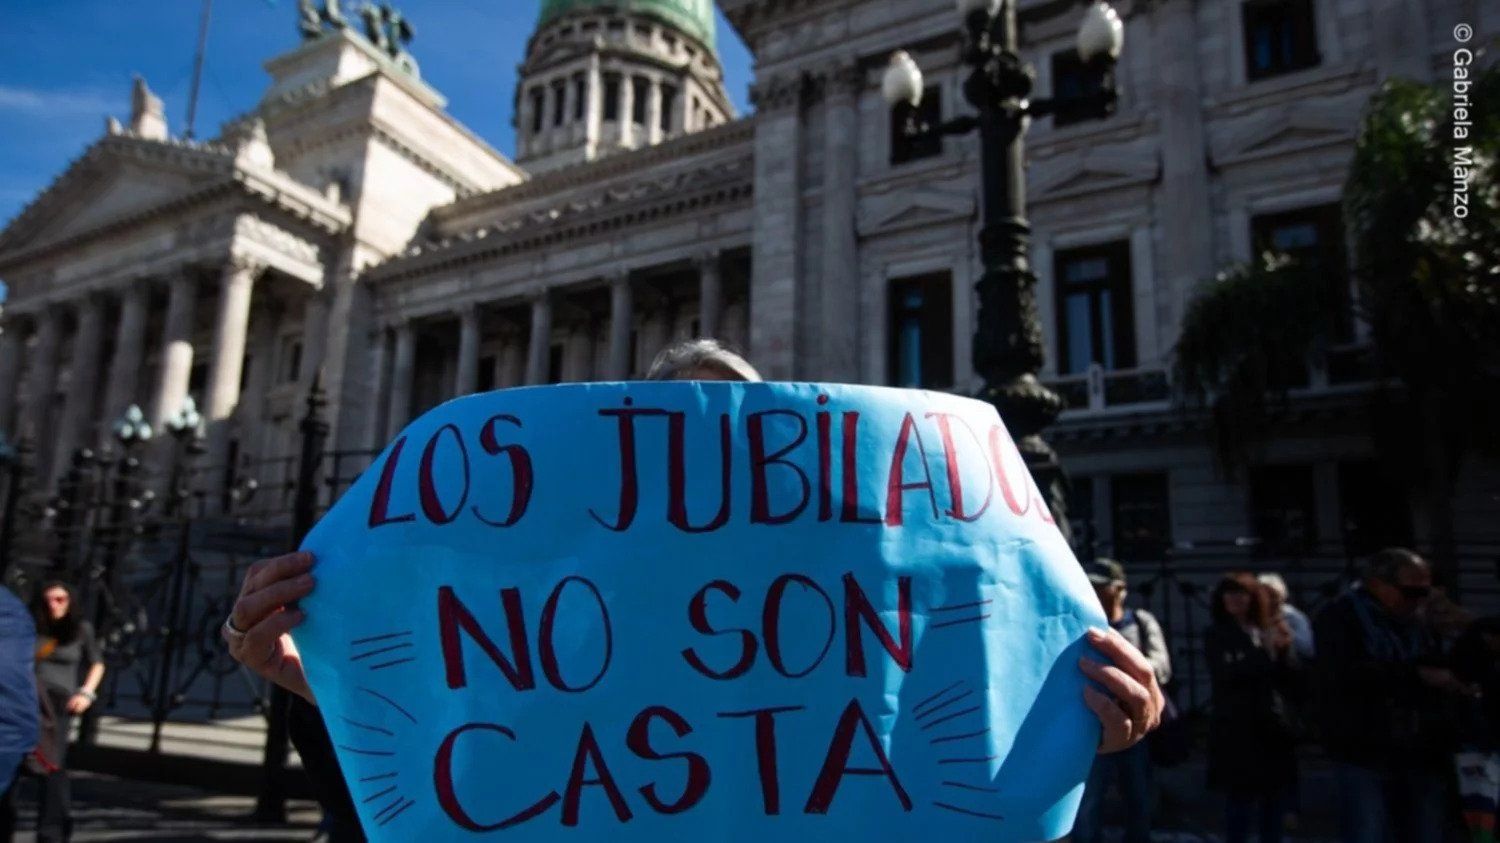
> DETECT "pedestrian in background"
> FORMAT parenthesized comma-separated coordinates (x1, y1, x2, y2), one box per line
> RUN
(0, 585, 37, 843)
(1315, 548, 1475, 843)
(1205, 572, 1301, 843)
(28, 582, 104, 843)
(1073, 558, 1172, 843)
(1258, 573, 1314, 660)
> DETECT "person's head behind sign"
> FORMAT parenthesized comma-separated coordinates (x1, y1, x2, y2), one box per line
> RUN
(645, 338, 762, 382)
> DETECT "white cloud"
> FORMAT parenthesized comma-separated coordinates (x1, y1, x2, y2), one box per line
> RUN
(0, 85, 117, 119)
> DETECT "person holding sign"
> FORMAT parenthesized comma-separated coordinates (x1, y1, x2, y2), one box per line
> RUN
(224, 339, 1164, 842)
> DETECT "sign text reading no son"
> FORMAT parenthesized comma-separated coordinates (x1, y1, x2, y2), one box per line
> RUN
(354, 391, 1056, 832)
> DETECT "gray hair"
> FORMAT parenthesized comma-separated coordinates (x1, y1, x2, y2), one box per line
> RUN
(645, 338, 762, 382)
(1368, 547, 1427, 583)
(1257, 572, 1289, 600)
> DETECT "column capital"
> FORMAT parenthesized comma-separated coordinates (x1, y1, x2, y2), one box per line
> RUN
(694, 250, 722, 270)
(225, 253, 270, 277)
(824, 58, 864, 99)
(606, 267, 632, 286)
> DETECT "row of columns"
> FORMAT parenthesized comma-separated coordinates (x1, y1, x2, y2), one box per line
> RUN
(523, 62, 681, 159)
(381, 253, 728, 436)
(0, 256, 267, 486)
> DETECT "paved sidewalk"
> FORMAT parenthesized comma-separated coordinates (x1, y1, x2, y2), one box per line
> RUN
(8, 771, 322, 842)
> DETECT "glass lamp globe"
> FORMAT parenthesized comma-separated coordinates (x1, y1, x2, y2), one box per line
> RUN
(882, 51, 925, 107)
(1077, 1, 1125, 62)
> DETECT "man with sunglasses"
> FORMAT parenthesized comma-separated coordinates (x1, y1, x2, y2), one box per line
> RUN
(1314, 547, 1477, 842)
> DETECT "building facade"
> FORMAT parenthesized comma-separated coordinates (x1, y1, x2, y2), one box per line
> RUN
(0, 0, 1494, 561)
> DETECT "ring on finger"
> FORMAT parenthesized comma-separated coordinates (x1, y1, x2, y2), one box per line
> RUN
(222, 615, 248, 643)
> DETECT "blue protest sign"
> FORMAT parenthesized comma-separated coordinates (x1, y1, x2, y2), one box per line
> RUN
(294, 382, 1106, 841)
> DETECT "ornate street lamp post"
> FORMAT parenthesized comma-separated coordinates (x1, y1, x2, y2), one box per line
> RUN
(883, 0, 1124, 543)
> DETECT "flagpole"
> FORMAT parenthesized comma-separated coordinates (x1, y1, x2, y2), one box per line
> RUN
(184, 0, 214, 139)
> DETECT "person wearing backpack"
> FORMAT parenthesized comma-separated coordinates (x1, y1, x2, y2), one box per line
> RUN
(1072, 558, 1173, 843)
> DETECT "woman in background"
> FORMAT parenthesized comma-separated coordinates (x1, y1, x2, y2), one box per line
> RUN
(1205, 572, 1301, 843)
(28, 582, 104, 843)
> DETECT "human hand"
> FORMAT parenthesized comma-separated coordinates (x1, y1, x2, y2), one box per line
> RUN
(1080, 627, 1165, 754)
(65, 693, 92, 715)
(222, 551, 316, 704)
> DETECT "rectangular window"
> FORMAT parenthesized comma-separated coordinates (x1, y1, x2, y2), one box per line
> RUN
(1242, 0, 1320, 80)
(890, 85, 943, 165)
(1111, 473, 1171, 563)
(552, 81, 566, 126)
(573, 74, 586, 121)
(1054, 241, 1136, 374)
(660, 84, 678, 132)
(603, 75, 621, 121)
(1050, 50, 1106, 127)
(632, 77, 649, 125)
(1251, 203, 1351, 341)
(887, 272, 954, 389)
(1249, 464, 1317, 554)
(530, 88, 545, 133)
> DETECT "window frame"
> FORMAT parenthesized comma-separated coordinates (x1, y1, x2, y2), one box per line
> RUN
(1241, 0, 1321, 81)
(886, 271, 956, 390)
(1053, 240, 1137, 374)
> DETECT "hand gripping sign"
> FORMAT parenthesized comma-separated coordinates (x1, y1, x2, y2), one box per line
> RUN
(294, 382, 1106, 841)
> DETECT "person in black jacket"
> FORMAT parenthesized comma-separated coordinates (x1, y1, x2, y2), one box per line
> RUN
(1314, 548, 1476, 843)
(1205, 571, 1300, 843)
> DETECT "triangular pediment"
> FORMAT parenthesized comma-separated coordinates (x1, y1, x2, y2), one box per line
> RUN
(1216, 105, 1356, 163)
(1029, 150, 1158, 203)
(857, 188, 975, 236)
(0, 137, 233, 254)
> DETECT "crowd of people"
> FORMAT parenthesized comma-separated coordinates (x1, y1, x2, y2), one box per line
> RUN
(1075, 546, 1499, 843)
(0, 342, 1490, 843)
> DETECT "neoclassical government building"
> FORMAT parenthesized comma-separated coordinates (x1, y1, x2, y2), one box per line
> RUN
(0, 0, 1493, 559)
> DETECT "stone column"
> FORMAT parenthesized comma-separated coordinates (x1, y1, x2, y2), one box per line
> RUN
(646, 78, 664, 145)
(562, 325, 592, 382)
(99, 284, 150, 429)
(749, 72, 805, 379)
(541, 81, 557, 150)
(498, 334, 525, 388)
(149, 271, 199, 430)
(585, 53, 603, 155)
(606, 272, 634, 379)
(524, 294, 553, 385)
(297, 290, 331, 387)
(639, 304, 672, 371)
(821, 60, 861, 382)
(0, 318, 27, 436)
(386, 320, 416, 435)
(620, 75, 637, 147)
(1153, 0, 1215, 348)
(238, 305, 277, 463)
(563, 75, 579, 131)
(367, 327, 392, 448)
(203, 258, 261, 473)
(53, 296, 106, 479)
(455, 304, 481, 397)
(19, 309, 61, 477)
(696, 251, 723, 340)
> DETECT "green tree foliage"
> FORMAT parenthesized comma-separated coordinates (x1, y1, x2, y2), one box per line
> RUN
(1174, 62, 1498, 570)
(1173, 252, 1342, 474)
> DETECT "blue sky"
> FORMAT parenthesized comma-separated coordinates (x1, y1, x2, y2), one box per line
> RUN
(0, 0, 756, 228)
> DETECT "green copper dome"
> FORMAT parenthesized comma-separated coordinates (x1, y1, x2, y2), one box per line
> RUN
(537, 0, 715, 49)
